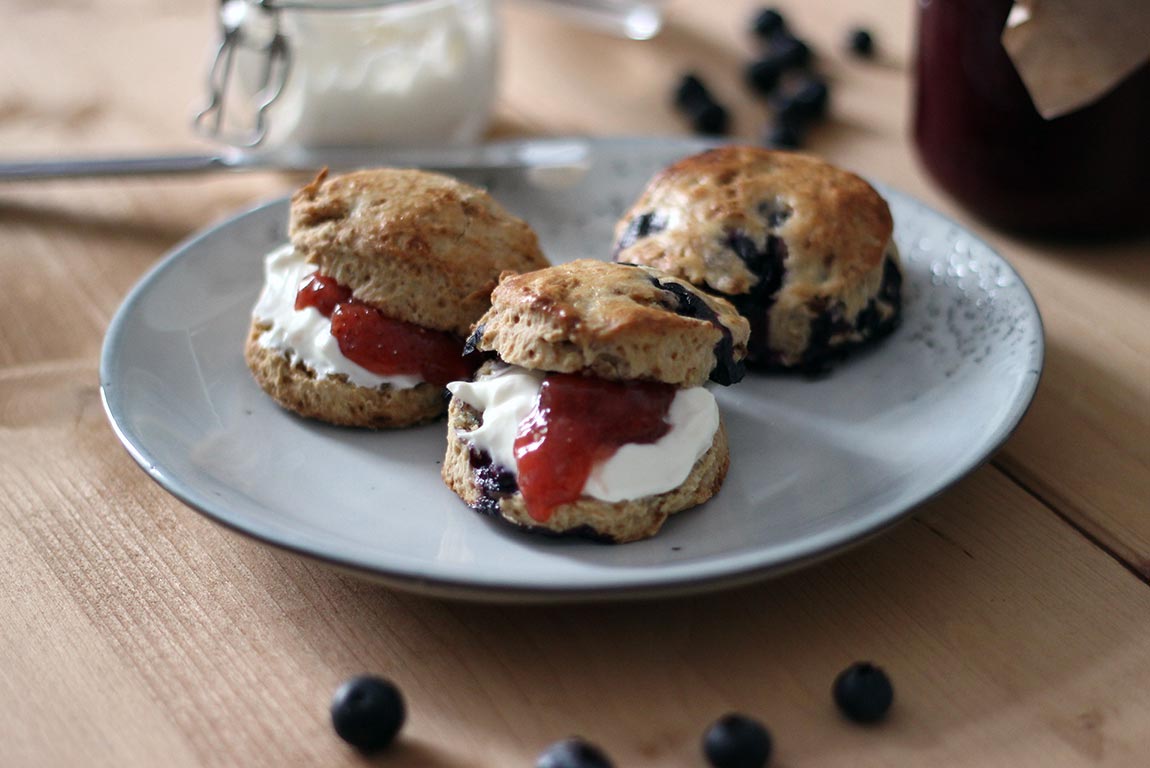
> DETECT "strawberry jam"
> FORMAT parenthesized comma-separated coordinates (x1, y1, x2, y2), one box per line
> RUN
(512, 373, 676, 522)
(295, 273, 477, 386)
(294, 274, 351, 316)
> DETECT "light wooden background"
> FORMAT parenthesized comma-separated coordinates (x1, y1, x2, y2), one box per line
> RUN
(3, 1, 1150, 766)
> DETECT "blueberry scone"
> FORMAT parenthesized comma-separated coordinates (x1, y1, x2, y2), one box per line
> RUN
(246, 168, 549, 428)
(442, 259, 750, 543)
(613, 146, 902, 371)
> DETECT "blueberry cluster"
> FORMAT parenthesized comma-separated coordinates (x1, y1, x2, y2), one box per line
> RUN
(672, 74, 731, 136)
(670, 8, 877, 147)
(330, 661, 893, 761)
(744, 8, 829, 149)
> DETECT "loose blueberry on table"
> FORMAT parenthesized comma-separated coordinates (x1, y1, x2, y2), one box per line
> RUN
(703, 713, 773, 768)
(789, 77, 830, 120)
(771, 34, 812, 70)
(833, 662, 894, 723)
(745, 57, 783, 97)
(670, 72, 731, 136)
(692, 101, 731, 136)
(750, 7, 786, 39)
(765, 120, 803, 151)
(330, 675, 406, 753)
(673, 73, 710, 110)
(847, 27, 876, 58)
(536, 737, 615, 768)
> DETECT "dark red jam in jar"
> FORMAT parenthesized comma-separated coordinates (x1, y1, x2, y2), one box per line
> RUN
(914, 0, 1150, 236)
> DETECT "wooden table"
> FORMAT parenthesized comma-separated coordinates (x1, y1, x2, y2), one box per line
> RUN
(4, 1, 1149, 765)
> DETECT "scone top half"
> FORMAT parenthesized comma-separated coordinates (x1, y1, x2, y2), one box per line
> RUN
(292, 168, 547, 337)
(613, 146, 901, 368)
(465, 259, 750, 388)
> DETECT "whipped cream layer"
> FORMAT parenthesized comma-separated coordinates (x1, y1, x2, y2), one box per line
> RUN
(447, 365, 719, 503)
(252, 244, 422, 390)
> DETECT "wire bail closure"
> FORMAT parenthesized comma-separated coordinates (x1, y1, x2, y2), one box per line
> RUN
(194, 0, 292, 148)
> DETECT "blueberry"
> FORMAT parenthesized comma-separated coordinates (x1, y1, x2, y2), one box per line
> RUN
(765, 119, 803, 149)
(653, 278, 745, 385)
(330, 675, 406, 753)
(847, 27, 875, 58)
(791, 77, 829, 120)
(773, 35, 812, 69)
(690, 101, 730, 135)
(536, 738, 614, 768)
(833, 662, 894, 723)
(614, 210, 665, 252)
(463, 322, 485, 355)
(750, 8, 785, 38)
(703, 713, 772, 768)
(773, 95, 806, 127)
(673, 73, 711, 111)
(745, 57, 783, 96)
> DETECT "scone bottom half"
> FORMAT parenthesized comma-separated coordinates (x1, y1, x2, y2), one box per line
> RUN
(442, 376, 731, 544)
(245, 322, 450, 429)
(443, 260, 747, 543)
(612, 146, 904, 373)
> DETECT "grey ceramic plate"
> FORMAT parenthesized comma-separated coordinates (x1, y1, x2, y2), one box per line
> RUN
(101, 137, 1043, 602)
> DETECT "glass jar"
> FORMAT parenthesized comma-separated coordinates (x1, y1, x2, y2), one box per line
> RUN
(913, 0, 1150, 236)
(199, 0, 499, 149)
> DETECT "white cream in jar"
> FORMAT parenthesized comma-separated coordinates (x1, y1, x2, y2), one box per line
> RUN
(229, 0, 498, 148)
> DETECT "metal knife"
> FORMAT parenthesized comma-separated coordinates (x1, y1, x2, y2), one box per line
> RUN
(0, 139, 594, 182)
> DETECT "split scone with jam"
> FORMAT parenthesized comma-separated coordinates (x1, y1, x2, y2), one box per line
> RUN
(613, 146, 902, 372)
(442, 259, 750, 543)
(246, 168, 549, 428)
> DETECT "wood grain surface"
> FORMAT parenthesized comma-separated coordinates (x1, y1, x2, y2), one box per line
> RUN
(2, 0, 1149, 766)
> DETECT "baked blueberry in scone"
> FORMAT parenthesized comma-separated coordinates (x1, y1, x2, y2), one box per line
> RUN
(245, 168, 549, 428)
(613, 146, 902, 372)
(442, 259, 750, 543)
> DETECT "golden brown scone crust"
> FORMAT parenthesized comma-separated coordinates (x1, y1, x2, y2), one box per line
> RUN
(245, 323, 445, 428)
(442, 396, 729, 543)
(467, 260, 750, 388)
(290, 168, 549, 337)
(613, 146, 892, 295)
(613, 146, 900, 367)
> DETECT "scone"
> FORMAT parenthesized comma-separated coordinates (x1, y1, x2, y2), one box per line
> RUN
(246, 168, 549, 427)
(441, 259, 750, 543)
(612, 146, 902, 371)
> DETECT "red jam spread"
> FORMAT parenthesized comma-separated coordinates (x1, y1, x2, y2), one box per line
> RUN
(512, 373, 676, 522)
(295, 273, 476, 386)
(294, 273, 351, 316)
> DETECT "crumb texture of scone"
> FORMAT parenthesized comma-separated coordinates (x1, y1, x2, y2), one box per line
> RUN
(442, 395, 730, 543)
(245, 325, 445, 428)
(466, 259, 750, 388)
(612, 146, 902, 369)
(290, 168, 549, 337)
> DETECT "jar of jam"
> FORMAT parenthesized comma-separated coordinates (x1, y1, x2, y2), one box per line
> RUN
(913, 0, 1150, 236)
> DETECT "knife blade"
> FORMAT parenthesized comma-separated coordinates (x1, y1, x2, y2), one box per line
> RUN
(0, 139, 593, 182)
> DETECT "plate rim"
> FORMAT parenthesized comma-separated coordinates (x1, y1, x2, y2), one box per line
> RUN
(99, 136, 1045, 602)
